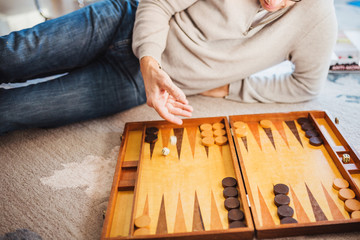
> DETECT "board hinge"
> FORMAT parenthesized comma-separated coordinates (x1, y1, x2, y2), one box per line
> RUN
(230, 128, 234, 137)
(246, 194, 251, 207)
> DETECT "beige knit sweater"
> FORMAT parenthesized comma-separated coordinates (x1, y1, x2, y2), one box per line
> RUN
(132, 0, 337, 103)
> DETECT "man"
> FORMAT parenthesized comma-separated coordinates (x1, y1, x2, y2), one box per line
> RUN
(0, 0, 337, 134)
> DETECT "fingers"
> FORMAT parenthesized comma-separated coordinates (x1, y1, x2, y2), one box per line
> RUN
(152, 96, 193, 126)
(159, 72, 188, 105)
(155, 104, 184, 125)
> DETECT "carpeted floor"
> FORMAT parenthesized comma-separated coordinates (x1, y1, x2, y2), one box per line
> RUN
(1, 73, 360, 240)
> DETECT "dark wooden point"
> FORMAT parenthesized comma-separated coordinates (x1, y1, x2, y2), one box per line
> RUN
(280, 217, 298, 224)
(305, 130, 319, 138)
(223, 187, 238, 199)
(146, 127, 159, 135)
(224, 197, 240, 211)
(145, 134, 158, 144)
(229, 221, 246, 228)
(297, 117, 311, 125)
(309, 136, 323, 146)
(274, 194, 290, 207)
(228, 209, 244, 222)
(301, 122, 315, 131)
(222, 177, 237, 188)
(277, 205, 294, 219)
(274, 184, 289, 195)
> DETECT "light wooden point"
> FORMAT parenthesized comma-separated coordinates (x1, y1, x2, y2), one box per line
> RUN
(201, 130, 213, 138)
(134, 215, 151, 228)
(235, 128, 247, 137)
(200, 123, 212, 131)
(332, 178, 349, 190)
(202, 137, 214, 147)
(213, 129, 226, 137)
(215, 136, 228, 146)
(212, 122, 224, 130)
(133, 228, 150, 236)
(233, 121, 246, 130)
(338, 188, 356, 201)
(351, 211, 360, 219)
(260, 120, 272, 128)
(344, 199, 360, 212)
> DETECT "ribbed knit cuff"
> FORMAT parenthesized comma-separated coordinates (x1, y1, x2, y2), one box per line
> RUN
(135, 42, 163, 66)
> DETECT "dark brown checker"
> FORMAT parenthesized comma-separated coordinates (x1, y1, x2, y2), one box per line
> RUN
(274, 194, 290, 207)
(228, 209, 245, 222)
(229, 221, 246, 228)
(305, 130, 319, 138)
(146, 127, 159, 135)
(274, 184, 289, 195)
(224, 197, 240, 211)
(280, 217, 298, 224)
(222, 177, 237, 188)
(309, 136, 323, 146)
(223, 187, 238, 199)
(301, 122, 315, 131)
(145, 134, 158, 144)
(277, 205, 294, 219)
(297, 117, 311, 125)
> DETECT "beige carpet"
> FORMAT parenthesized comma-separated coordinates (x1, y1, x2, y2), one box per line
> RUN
(1, 73, 360, 240)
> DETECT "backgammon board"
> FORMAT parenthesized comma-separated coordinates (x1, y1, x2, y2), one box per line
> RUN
(101, 111, 360, 239)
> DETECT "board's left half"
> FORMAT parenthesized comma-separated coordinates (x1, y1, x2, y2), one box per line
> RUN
(101, 117, 254, 240)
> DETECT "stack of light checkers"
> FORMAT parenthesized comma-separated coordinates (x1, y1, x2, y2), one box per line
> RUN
(333, 178, 360, 219)
(297, 117, 323, 146)
(273, 184, 298, 224)
(199, 122, 228, 146)
(233, 121, 247, 138)
(222, 177, 246, 228)
(133, 215, 151, 236)
(145, 127, 159, 144)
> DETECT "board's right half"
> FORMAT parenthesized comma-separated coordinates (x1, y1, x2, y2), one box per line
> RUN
(229, 111, 360, 238)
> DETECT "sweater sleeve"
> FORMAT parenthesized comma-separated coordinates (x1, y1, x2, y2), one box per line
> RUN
(132, 0, 197, 65)
(226, 9, 337, 103)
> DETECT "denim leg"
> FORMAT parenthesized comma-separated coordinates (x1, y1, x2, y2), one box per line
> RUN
(0, 0, 138, 83)
(0, 0, 146, 134)
(0, 43, 146, 134)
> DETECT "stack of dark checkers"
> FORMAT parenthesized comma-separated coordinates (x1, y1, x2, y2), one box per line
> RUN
(273, 184, 298, 224)
(145, 127, 159, 144)
(297, 117, 323, 146)
(222, 177, 246, 228)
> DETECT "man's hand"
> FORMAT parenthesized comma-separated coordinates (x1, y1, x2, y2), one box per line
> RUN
(140, 56, 193, 125)
(200, 84, 229, 98)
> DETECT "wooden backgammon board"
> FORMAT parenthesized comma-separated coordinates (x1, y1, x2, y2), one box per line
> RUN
(101, 111, 360, 239)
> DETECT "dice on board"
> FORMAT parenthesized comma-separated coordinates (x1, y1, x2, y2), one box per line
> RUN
(161, 147, 170, 156)
(342, 154, 350, 163)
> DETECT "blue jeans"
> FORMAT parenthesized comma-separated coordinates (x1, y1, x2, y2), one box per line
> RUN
(0, 0, 146, 134)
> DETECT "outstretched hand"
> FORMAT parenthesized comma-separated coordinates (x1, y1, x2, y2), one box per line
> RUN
(140, 56, 193, 125)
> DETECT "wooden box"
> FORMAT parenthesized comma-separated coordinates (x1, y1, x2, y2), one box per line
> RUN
(101, 111, 360, 239)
